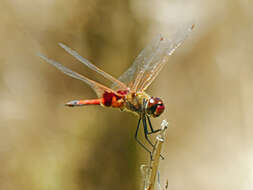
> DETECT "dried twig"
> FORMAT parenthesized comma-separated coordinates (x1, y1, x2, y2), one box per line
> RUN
(141, 120, 168, 190)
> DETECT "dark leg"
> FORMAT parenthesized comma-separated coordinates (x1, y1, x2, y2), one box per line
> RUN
(146, 116, 165, 160)
(142, 115, 155, 147)
(147, 116, 161, 134)
(135, 117, 151, 154)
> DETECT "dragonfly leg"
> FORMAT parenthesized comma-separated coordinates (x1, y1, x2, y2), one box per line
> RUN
(146, 115, 165, 160)
(135, 117, 151, 155)
(147, 116, 161, 134)
(142, 115, 155, 147)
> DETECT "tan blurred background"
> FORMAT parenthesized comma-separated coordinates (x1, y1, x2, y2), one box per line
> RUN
(0, 0, 253, 189)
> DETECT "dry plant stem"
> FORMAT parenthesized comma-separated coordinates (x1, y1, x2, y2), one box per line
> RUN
(163, 180, 168, 190)
(144, 120, 168, 190)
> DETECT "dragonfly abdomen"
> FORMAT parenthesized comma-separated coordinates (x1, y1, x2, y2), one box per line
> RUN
(102, 91, 125, 108)
(65, 99, 102, 106)
(65, 91, 125, 108)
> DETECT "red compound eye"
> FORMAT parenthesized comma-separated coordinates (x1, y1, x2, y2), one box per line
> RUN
(155, 104, 165, 116)
(147, 97, 165, 117)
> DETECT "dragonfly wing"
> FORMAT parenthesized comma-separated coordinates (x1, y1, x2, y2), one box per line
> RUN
(58, 43, 128, 91)
(38, 53, 118, 98)
(111, 34, 162, 91)
(114, 24, 194, 92)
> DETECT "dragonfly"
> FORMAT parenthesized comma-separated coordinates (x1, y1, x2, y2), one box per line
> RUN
(38, 24, 194, 157)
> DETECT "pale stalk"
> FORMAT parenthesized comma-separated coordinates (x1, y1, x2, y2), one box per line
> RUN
(141, 120, 168, 190)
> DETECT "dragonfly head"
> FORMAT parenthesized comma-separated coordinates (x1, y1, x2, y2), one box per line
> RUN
(146, 97, 165, 117)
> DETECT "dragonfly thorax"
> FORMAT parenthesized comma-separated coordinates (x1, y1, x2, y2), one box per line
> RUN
(124, 92, 165, 117)
(146, 97, 165, 118)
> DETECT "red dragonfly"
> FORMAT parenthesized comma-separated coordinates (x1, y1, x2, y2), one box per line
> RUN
(38, 24, 194, 156)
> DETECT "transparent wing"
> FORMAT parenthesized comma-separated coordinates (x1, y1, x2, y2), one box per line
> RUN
(58, 43, 128, 91)
(38, 53, 118, 98)
(113, 24, 194, 92)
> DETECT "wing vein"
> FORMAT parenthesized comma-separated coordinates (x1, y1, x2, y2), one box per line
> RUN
(58, 43, 128, 90)
(38, 53, 118, 97)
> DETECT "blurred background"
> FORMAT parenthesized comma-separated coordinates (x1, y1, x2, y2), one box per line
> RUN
(0, 0, 253, 189)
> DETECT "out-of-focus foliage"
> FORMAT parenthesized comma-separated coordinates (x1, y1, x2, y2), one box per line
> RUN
(0, 0, 253, 190)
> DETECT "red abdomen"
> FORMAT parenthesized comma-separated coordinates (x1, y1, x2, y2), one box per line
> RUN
(102, 91, 127, 108)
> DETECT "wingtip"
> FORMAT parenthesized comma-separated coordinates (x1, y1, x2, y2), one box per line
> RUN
(37, 53, 46, 60)
(58, 42, 71, 52)
(58, 42, 65, 48)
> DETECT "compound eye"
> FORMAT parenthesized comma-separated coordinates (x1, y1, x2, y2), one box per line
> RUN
(147, 97, 165, 117)
(155, 104, 165, 117)
(148, 97, 158, 107)
(149, 104, 157, 114)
